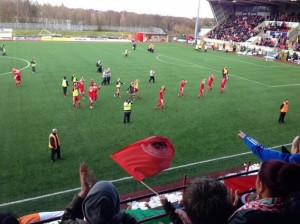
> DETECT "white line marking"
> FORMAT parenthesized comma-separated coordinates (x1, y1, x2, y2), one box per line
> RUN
(271, 83, 300, 88)
(0, 56, 30, 76)
(0, 143, 291, 207)
(229, 74, 271, 87)
(157, 54, 300, 88)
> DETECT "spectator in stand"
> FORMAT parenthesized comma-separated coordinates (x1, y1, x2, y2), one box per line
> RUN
(0, 212, 19, 224)
(238, 131, 300, 163)
(229, 160, 300, 224)
(61, 163, 137, 224)
(206, 15, 263, 42)
(292, 52, 298, 61)
(184, 177, 234, 224)
(159, 196, 188, 224)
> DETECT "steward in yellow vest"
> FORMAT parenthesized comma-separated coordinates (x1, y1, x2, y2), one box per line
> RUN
(123, 100, 133, 123)
(278, 99, 288, 123)
(48, 128, 61, 162)
(62, 76, 69, 97)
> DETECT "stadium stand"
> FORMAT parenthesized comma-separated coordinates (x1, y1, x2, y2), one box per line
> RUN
(203, 0, 300, 64)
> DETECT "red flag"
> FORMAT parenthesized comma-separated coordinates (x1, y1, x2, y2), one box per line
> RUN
(224, 175, 256, 193)
(110, 136, 175, 182)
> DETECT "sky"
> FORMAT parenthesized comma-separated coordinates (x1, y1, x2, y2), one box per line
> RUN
(34, 0, 214, 19)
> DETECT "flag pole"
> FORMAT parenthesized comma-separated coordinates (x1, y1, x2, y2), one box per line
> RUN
(141, 181, 159, 196)
(194, 0, 201, 45)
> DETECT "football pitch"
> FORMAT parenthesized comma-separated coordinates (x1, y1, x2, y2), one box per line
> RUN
(0, 41, 300, 215)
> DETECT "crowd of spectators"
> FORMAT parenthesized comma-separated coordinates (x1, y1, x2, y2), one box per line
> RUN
(207, 15, 264, 42)
(269, 11, 300, 23)
(2, 154, 300, 224)
(207, 12, 300, 53)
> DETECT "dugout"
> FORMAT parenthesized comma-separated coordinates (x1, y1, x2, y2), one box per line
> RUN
(135, 31, 168, 42)
(0, 28, 13, 40)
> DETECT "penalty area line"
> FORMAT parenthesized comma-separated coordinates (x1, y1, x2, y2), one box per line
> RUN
(0, 143, 291, 207)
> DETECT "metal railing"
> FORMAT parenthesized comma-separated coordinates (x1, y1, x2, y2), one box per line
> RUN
(30, 168, 258, 224)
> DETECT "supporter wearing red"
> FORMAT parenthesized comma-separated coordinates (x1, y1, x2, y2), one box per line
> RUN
(207, 74, 214, 92)
(154, 85, 166, 111)
(229, 160, 300, 224)
(72, 82, 80, 109)
(12, 68, 21, 87)
(178, 80, 187, 96)
(199, 79, 206, 99)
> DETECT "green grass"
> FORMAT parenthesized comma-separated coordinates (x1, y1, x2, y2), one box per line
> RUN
(0, 41, 300, 216)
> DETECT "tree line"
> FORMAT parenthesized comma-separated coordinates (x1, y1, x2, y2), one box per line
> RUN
(0, 0, 216, 34)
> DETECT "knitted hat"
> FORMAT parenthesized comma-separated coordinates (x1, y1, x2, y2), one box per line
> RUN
(82, 181, 120, 224)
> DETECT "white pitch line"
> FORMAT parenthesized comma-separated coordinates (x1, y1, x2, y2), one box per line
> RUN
(229, 74, 271, 87)
(0, 56, 30, 76)
(0, 143, 291, 207)
(271, 83, 300, 88)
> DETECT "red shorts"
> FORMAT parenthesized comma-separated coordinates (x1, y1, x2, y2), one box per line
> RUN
(134, 88, 139, 93)
(158, 98, 164, 105)
(199, 90, 204, 97)
(73, 96, 80, 102)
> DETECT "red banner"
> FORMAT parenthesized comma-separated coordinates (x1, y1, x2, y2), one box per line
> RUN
(110, 136, 175, 182)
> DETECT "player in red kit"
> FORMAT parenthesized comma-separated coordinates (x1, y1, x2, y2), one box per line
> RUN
(206, 74, 215, 92)
(78, 77, 85, 99)
(72, 82, 80, 109)
(12, 68, 21, 87)
(92, 82, 101, 106)
(199, 79, 206, 99)
(178, 80, 188, 96)
(88, 81, 95, 109)
(154, 85, 166, 111)
(220, 77, 227, 93)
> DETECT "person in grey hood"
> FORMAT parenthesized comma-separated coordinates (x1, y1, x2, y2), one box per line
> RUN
(61, 163, 137, 224)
